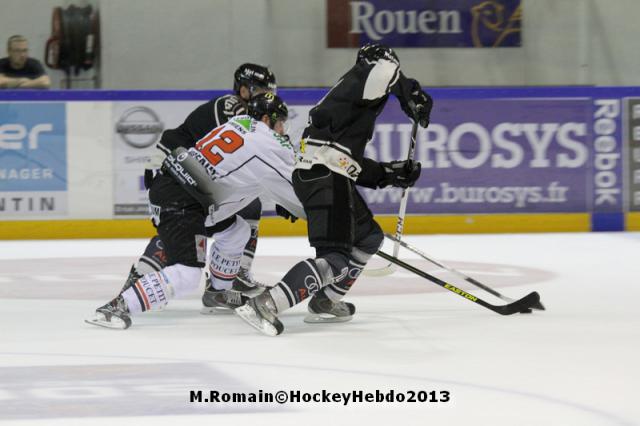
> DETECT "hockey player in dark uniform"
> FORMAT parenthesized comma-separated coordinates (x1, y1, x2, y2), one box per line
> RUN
(123, 63, 277, 312)
(235, 44, 433, 336)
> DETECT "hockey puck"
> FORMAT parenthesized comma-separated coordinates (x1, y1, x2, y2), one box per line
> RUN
(519, 308, 533, 314)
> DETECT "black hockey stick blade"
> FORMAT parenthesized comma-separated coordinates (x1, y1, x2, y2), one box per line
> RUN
(532, 300, 546, 311)
(492, 291, 541, 316)
(466, 267, 545, 311)
(376, 250, 541, 316)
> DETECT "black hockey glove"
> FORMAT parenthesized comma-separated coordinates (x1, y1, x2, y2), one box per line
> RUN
(275, 204, 298, 223)
(402, 79, 432, 128)
(378, 160, 422, 189)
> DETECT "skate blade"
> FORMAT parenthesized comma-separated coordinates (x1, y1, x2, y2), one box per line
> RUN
(304, 313, 353, 324)
(234, 305, 280, 337)
(200, 306, 234, 315)
(232, 284, 267, 297)
(242, 288, 266, 297)
(84, 317, 129, 330)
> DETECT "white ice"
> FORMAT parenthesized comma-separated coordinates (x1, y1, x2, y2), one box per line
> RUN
(0, 232, 638, 426)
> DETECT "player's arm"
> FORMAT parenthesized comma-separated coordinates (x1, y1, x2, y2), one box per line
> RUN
(157, 124, 193, 155)
(185, 97, 238, 142)
(356, 157, 420, 189)
(356, 158, 385, 188)
(157, 101, 216, 155)
(212, 94, 246, 126)
(152, 104, 215, 189)
(390, 71, 432, 128)
(359, 58, 401, 103)
(161, 146, 219, 209)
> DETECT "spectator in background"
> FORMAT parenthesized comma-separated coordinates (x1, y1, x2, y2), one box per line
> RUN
(0, 35, 50, 89)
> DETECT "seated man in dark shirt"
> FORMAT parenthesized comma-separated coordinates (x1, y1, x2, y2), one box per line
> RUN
(0, 35, 51, 89)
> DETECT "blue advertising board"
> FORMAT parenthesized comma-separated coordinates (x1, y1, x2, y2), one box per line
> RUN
(0, 102, 67, 215)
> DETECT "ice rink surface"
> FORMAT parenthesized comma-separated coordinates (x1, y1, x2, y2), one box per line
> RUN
(0, 232, 638, 426)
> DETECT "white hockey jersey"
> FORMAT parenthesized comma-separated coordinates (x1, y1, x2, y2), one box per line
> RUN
(189, 115, 305, 225)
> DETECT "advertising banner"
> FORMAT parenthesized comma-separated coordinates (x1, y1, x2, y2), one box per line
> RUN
(589, 97, 624, 230)
(363, 98, 592, 214)
(112, 101, 202, 216)
(0, 102, 67, 216)
(327, 0, 522, 48)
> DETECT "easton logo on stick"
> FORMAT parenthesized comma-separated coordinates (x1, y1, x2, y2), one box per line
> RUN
(444, 283, 478, 302)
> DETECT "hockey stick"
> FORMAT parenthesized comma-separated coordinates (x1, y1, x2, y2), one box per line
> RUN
(364, 117, 420, 277)
(376, 250, 541, 315)
(383, 233, 546, 311)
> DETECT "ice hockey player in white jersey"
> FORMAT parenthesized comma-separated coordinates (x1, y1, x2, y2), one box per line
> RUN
(86, 93, 304, 329)
(121, 64, 278, 310)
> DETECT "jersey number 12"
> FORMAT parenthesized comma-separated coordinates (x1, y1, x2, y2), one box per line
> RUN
(195, 127, 244, 166)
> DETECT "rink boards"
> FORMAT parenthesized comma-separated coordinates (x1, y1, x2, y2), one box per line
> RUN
(1, 87, 639, 238)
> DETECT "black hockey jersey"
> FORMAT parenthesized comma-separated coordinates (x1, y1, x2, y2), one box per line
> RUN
(302, 59, 417, 163)
(157, 94, 246, 155)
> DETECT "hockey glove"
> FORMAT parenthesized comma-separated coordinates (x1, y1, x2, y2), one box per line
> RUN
(403, 79, 432, 128)
(275, 204, 298, 223)
(378, 160, 422, 189)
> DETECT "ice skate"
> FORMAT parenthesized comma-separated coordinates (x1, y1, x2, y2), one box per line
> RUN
(304, 290, 355, 324)
(232, 267, 267, 296)
(85, 295, 132, 330)
(201, 279, 248, 314)
(234, 292, 283, 336)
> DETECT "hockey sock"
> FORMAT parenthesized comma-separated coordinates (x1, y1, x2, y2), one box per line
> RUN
(240, 220, 259, 271)
(135, 236, 167, 275)
(323, 257, 365, 303)
(122, 264, 202, 314)
(318, 246, 374, 303)
(121, 271, 171, 314)
(208, 216, 251, 290)
(270, 259, 324, 313)
(208, 247, 242, 290)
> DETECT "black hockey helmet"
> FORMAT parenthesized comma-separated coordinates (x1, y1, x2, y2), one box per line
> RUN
(356, 43, 399, 65)
(248, 92, 288, 127)
(233, 63, 277, 95)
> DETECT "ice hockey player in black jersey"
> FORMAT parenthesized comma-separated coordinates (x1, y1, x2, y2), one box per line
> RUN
(235, 43, 433, 336)
(121, 63, 277, 313)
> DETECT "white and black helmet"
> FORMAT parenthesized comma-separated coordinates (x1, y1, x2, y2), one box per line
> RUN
(356, 43, 399, 65)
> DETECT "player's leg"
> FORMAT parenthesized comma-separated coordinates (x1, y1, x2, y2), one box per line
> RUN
(120, 235, 167, 293)
(267, 222, 383, 326)
(121, 171, 170, 292)
(86, 175, 206, 329)
(306, 190, 383, 322)
(229, 198, 264, 291)
(201, 214, 252, 313)
(236, 167, 363, 335)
